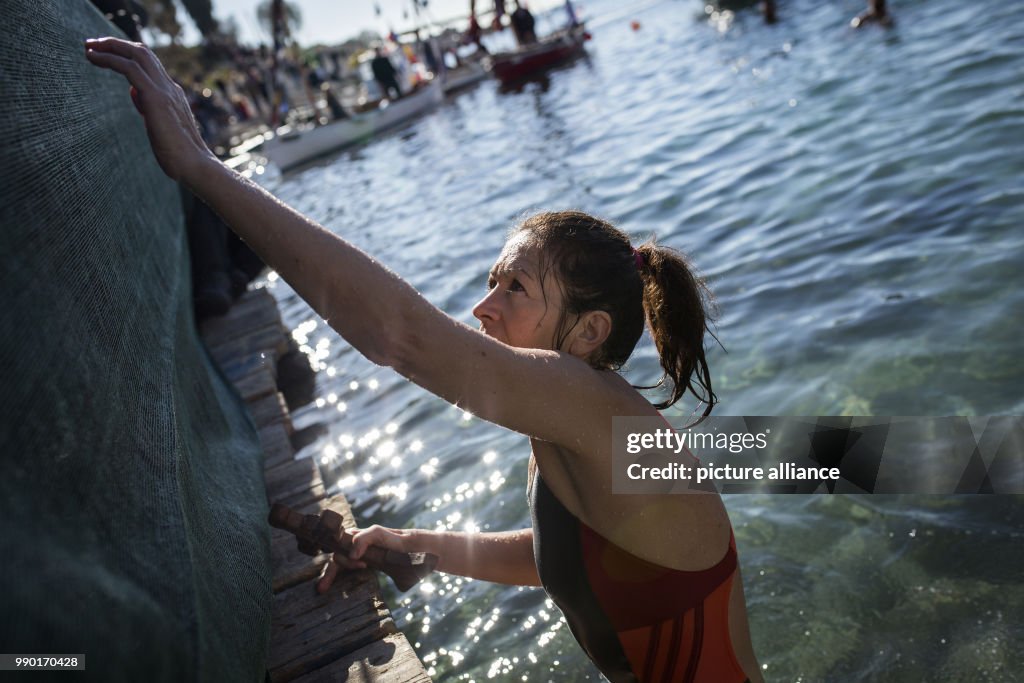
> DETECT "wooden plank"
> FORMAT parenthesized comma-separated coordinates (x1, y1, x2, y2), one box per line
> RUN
(231, 360, 278, 402)
(201, 293, 284, 346)
(271, 526, 328, 594)
(270, 495, 357, 593)
(228, 287, 279, 320)
(201, 305, 278, 348)
(277, 478, 326, 511)
(291, 634, 431, 683)
(267, 570, 398, 681)
(201, 288, 431, 682)
(218, 349, 278, 385)
(260, 423, 294, 471)
(208, 322, 288, 366)
(248, 391, 293, 433)
(265, 456, 323, 504)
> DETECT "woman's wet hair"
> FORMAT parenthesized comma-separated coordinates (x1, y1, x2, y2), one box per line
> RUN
(513, 210, 720, 414)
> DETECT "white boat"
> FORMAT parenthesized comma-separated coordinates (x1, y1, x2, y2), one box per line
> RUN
(262, 79, 444, 171)
(441, 61, 488, 94)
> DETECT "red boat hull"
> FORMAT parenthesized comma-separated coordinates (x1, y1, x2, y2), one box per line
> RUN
(487, 30, 589, 84)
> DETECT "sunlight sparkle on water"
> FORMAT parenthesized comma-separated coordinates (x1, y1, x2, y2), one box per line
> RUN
(321, 444, 338, 465)
(290, 319, 317, 344)
(377, 482, 408, 500)
(359, 428, 382, 448)
(377, 441, 396, 458)
(487, 656, 514, 678)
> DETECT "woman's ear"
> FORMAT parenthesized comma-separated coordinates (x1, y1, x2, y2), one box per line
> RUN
(568, 310, 612, 358)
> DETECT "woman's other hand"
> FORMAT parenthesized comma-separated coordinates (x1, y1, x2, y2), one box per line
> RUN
(85, 37, 215, 183)
(316, 525, 418, 594)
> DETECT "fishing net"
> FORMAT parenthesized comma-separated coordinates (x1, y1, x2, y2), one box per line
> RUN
(0, 2, 270, 680)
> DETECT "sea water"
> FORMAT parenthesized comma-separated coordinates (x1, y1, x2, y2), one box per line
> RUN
(258, 0, 1024, 679)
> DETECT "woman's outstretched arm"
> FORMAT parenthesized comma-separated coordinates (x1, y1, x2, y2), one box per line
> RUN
(317, 526, 541, 592)
(85, 38, 644, 454)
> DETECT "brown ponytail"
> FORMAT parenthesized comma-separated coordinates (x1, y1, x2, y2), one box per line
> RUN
(634, 242, 720, 414)
(514, 211, 721, 415)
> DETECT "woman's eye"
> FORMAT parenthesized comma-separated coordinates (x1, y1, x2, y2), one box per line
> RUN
(487, 276, 524, 294)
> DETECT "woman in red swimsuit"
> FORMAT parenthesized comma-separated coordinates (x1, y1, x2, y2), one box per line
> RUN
(86, 37, 763, 683)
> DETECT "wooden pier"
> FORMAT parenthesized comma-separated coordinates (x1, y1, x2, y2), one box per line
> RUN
(200, 288, 430, 682)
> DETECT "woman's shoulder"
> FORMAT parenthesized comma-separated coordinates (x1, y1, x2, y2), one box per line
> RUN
(593, 368, 663, 417)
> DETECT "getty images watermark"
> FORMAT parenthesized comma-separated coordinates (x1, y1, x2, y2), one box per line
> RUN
(611, 416, 1024, 494)
(624, 425, 836, 486)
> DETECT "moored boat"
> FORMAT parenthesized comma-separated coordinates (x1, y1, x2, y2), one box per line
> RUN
(441, 60, 488, 94)
(484, 25, 590, 86)
(262, 79, 444, 171)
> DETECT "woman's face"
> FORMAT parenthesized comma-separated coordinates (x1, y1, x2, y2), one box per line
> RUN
(472, 235, 567, 351)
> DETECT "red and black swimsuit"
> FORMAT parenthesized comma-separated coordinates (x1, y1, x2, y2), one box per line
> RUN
(530, 471, 750, 683)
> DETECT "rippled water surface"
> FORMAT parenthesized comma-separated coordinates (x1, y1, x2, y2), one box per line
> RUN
(254, 0, 1024, 679)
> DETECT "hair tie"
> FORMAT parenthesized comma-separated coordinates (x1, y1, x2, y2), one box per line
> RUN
(632, 247, 645, 271)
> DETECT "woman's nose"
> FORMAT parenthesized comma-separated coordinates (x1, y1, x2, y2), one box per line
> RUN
(472, 288, 501, 323)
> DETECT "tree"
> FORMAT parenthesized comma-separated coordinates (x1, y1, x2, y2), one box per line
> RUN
(180, 0, 219, 39)
(138, 0, 182, 43)
(219, 15, 241, 43)
(256, 0, 302, 45)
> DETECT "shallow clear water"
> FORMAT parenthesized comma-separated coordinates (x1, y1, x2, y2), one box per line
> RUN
(254, 0, 1024, 679)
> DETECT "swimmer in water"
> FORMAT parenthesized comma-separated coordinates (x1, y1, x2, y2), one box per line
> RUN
(85, 37, 764, 683)
(852, 0, 893, 28)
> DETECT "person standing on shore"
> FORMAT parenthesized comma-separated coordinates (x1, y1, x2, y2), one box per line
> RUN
(84, 36, 764, 683)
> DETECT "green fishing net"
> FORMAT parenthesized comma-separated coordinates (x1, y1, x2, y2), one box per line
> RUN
(0, 2, 271, 679)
